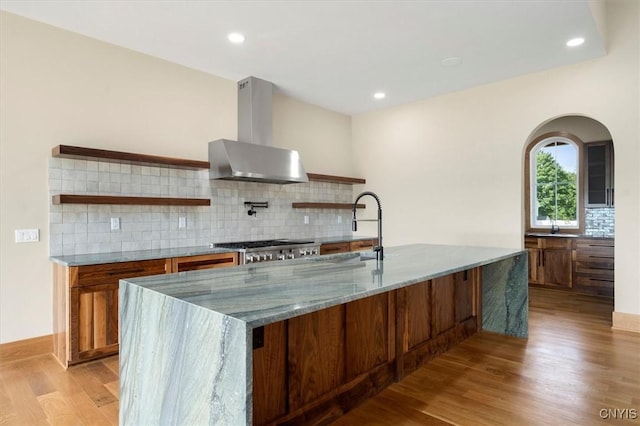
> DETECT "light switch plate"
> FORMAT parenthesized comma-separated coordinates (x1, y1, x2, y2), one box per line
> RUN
(110, 217, 120, 231)
(304, 215, 310, 225)
(179, 216, 187, 229)
(15, 229, 39, 243)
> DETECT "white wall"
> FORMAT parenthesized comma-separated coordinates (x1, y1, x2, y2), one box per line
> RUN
(352, 0, 639, 318)
(0, 12, 352, 343)
(530, 115, 612, 142)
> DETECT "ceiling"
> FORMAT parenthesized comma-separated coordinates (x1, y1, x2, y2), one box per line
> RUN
(0, 1, 606, 115)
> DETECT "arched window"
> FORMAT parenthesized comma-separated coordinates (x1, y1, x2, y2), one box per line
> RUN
(526, 134, 582, 231)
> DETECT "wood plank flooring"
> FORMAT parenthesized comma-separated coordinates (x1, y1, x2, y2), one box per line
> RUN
(1, 288, 638, 425)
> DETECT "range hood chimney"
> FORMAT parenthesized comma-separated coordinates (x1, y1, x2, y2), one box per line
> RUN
(209, 77, 308, 184)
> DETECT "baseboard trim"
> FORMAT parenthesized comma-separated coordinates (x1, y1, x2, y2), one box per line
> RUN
(0, 334, 52, 365)
(612, 312, 640, 333)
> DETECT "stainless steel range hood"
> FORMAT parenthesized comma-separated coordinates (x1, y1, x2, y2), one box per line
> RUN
(209, 77, 308, 184)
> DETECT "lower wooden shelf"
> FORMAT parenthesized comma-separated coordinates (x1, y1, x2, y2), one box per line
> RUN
(292, 203, 365, 209)
(52, 194, 210, 206)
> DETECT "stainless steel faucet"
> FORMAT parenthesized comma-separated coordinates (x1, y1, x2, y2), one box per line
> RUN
(352, 191, 383, 261)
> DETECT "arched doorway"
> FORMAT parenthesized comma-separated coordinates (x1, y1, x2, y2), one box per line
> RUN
(523, 115, 615, 301)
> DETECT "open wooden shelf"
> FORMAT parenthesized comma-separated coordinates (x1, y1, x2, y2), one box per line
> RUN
(53, 145, 210, 170)
(306, 173, 366, 185)
(292, 203, 365, 209)
(52, 194, 210, 206)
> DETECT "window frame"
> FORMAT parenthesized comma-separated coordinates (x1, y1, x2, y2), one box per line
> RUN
(525, 132, 585, 234)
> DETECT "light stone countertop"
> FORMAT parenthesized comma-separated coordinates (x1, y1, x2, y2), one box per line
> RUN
(49, 245, 238, 266)
(49, 235, 378, 266)
(122, 243, 525, 328)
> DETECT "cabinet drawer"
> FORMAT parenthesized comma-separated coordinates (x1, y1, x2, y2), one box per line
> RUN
(171, 252, 238, 272)
(524, 237, 539, 249)
(320, 242, 350, 255)
(541, 238, 573, 249)
(575, 276, 614, 290)
(75, 259, 169, 287)
(350, 239, 376, 251)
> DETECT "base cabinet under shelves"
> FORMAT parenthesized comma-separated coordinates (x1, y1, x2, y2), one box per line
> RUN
(53, 253, 238, 368)
(525, 237, 573, 289)
(525, 235, 614, 297)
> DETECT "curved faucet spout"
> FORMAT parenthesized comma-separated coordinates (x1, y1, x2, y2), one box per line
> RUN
(352, 191, 383, 261)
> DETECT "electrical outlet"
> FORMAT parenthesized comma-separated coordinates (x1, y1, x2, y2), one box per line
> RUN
(14, 229, 39, 243)
(304, 215, 310, 225)
(179, 216, 187, 229)
(110, 217, 120, 231)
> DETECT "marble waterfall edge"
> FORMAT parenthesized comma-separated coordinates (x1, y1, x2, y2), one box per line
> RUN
(119, 283, 249, 425)
(482, 253, 528, 338)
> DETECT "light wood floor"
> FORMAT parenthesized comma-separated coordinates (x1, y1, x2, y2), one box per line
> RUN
(1, 288, 638, 425)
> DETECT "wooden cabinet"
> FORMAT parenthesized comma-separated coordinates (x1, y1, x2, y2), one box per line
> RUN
(53, 252, 238, 368)
(252, 269, 479, 425)
(575, 238, 614, 297)
(349, 239, 377, 252)
(525, 236, 573, 288)
(585, 141, 614, 207)
(320, 239, 377, 255)
(171, 252, 238, 272)
(320, 242, 351, 255)
(54, 259, 170, 367)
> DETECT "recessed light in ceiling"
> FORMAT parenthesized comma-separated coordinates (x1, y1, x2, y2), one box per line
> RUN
(373, 92, 386, 100)
(566, 37, 585, 47)
(441, 57, 462, 67)
(227, 32, 245, 44)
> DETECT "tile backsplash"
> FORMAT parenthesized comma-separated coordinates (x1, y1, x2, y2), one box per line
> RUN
(49, 158, 353, 256)
(584, 207, 615, 237)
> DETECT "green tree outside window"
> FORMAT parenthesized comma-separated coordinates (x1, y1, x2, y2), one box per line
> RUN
(534, 143, 577, 225)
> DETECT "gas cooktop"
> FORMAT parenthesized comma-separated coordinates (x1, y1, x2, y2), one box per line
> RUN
(214, 239, 314, 250)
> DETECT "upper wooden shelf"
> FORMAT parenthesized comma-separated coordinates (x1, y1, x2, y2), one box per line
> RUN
(306, 173, 365, 185)
(292, 203, 365, 209)
(52, 145, 210, 170)
(53, 195, 210, 206)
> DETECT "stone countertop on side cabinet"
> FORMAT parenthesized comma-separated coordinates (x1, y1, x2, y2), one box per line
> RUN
(49, 246, 238, 266)
(122, 243, 526, 328)
(313, 235, 378, 244)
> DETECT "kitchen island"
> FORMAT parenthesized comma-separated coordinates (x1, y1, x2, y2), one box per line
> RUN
(119, 243, 527, 425)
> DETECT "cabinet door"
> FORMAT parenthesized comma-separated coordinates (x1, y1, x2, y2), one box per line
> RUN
(71, 283, 119, 363)
(585, 142, 614, 207)
(542, 249, 572, 287)
(527, 249, 543, 284)
(288, 305, 345, 410)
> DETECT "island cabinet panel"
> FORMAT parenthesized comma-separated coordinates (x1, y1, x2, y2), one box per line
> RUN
(287, 305, 346, 410)
(455, 270, 476, 323)
(396, 269, 480, 379)
(252, 321, 287, 425)
(405, 281, 431, 349)
(345, 292, 391, 381)
(431, 274, 456, 336)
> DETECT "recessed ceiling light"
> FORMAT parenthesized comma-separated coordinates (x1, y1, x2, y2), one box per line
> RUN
(441, 56, 462, 67)
(566, 37, 585, 47)
(227, 32, 245, 44)
(373, 92, 386, 100)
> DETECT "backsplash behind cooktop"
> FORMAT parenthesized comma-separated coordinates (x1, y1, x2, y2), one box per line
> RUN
(49, 157, 353, 256)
